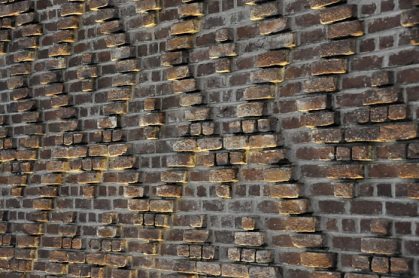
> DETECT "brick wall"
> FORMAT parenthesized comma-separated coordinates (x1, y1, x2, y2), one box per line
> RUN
(0, 0, 418, 277)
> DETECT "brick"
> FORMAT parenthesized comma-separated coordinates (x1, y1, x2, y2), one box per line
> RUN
(150, 200, 174, 212)
(320, 5, 356, 24)
(167, 36, 193, 51)
(128, 199, 149, 211)
(259, 18, 288, 35)
(197, 137, 222, 151)
(390, 257, 410, 273)
(179, 3, 203, 18)
(170, 20, 200, 35)
(297, 95, 328, 111)
(183, 230, 209, 243)
(173, 139, 197, 152)
(166, 66, 190, 80)
(311, 59, 347, 75)
(363, 88, 400, 105)
(139, 113, 165, 127)
(234, 232, 264, 246)
(61, 3, 84, 16)
(222, 264, 248, 278)
(303, 77, 337, 93)
(320, 39, 356, 57)
(251, 68, 284, 83)
(137, 0, 161, 12)
(161, 51, 187, 67)
(243, 85, 275, 100)
(309, 0, 342, 9)
(223, 136, 247, 150)
(161, 171, 187, 183)
(379, 123, 417, 141)
(215, 58, 231, 73)
(302, 111, 336, 127)
(300, 252, 335, 268)
(401, 9, 419, 27)
(172, 79, 197, 93)
(302, 164, 364, 179)
(249, 266, 278, 278)
(371, 257, 389, 273)
(209, 168, 237, 182)
(236, 102, 264, 117)
(196, 262, 221, 276)
(371, 71, 393, 87)
(327, 20, 364, 39)
(255, 50, 289, 67)
(361, 238, 398, 255)
(248, 149, 285, 164)
(266, 184, 301, 198)
(278, 199, 310, 214)
(216, 28, 233, 42)
(249, 134, 278, 148)
(167, 154, 195, 167)
(209, 43, 236, 58)
(250, 2, 279, 20)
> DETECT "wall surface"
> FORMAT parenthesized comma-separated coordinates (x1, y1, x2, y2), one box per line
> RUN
(0, 0, 418, 277)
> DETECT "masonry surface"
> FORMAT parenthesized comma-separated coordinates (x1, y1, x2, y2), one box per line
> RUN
(0, 0, 418, 277)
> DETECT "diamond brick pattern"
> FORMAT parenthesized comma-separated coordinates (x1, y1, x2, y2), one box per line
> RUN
(0, 0, 417, 277)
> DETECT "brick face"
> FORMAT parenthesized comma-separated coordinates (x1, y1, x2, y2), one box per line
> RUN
(0, 0, 418, 277)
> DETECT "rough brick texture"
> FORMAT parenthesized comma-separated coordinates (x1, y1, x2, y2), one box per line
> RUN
(0, 0, 418, 277)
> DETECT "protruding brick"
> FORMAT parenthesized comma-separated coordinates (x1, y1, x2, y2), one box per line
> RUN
(309, 0, 342, 9)
(209, 43, 236, 58)
(209, 168, 237, 182)
(234, 232, 264, 246)
(259, 18, 288, 35)
(327, 20, 364, 39)
(255, 50, 289, 67)
(250, 2, 279, 21)
(320, 5, 356, 24)
(170, 20, 200, 35)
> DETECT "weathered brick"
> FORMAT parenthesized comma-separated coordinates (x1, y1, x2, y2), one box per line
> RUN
(250, 2, 279, 21)
(259, 18, 288, 35)
(183, 230, 209, 243)
(255, 50, 289, 67)
(251, 68, 284, 83)
(311, 59, 347, 75)
(327, 20, 364, 39)
(222, 264, 248, 278)
(300, 252, 335, 268)
(236, 102, 264, 117)
(167, 36, 193, 50)
(137, 0, 161, 12)
(309, 0, 342, 9)
(197, 262, 221, 276)
(179, 3, 203, 18)
(320, 39, 356, 57)
(320, 5, 356, 24)
(363, 88, 400, 105)
(209, 168, 237, 182)
(297, 95, 328, 111)
(170, 20, 200, 36)
(209, 43, 236, 58)
(361, 238, 399, 255)
(303, 77, 338, 93)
